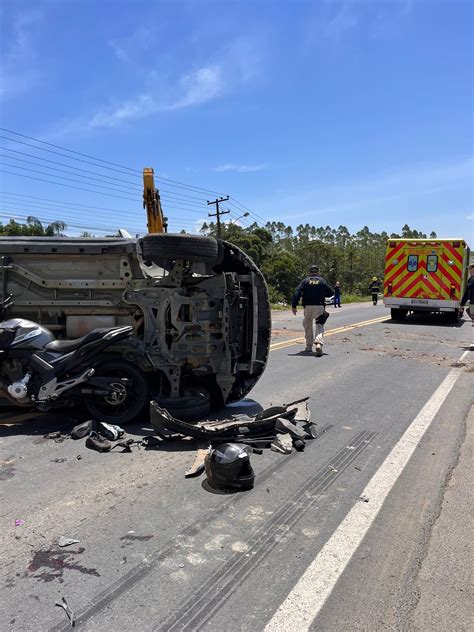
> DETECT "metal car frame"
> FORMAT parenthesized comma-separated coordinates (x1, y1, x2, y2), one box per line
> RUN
(0, 236, 271, 405)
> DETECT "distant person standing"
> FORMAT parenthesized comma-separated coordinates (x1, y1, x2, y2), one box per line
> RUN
(333, 281, 341, 308)
(460, 263, 474, 327)
(291, 264, 334, 356)
(368, 276, 380, 305)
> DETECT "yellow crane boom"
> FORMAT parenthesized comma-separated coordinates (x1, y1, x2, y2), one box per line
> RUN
(143, 167, 167, 233)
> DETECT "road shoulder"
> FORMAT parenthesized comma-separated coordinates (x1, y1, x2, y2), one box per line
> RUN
(412, 404, 473, 631)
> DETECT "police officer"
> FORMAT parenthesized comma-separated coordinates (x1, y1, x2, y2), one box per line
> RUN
(291, 265, 334, 356)
(461, 263, 474, 327)
(368, 276, 380, 305)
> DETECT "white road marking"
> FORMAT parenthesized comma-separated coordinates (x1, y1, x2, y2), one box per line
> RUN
(265, 350, 471, 631)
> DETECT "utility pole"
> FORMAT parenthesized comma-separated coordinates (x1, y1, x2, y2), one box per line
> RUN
(207, 196, 229, 239)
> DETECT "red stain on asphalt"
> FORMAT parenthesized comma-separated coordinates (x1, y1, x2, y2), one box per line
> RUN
(26, 548, 100, 583)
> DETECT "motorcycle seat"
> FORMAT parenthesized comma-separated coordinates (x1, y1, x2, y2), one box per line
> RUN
(44, 328, 121, 353)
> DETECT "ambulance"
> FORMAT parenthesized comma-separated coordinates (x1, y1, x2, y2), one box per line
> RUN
(383, 238, 470, 322)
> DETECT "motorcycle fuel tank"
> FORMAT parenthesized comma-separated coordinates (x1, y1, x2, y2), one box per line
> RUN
(2, 319, 55, 350)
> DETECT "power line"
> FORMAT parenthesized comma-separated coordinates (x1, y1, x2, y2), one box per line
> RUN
(0, 135, 141, 179)
(0, 191, 137, 214)
(0, 193, 208, 218)
(0, 127, 142, 175)
(0, 169, 140, 202)
(0, 202, 143, 224)
(0, 129, 263, 213)
(0, 147, 143, 188)
(0, 193, 251, 228)
(1, 127, 266, 224)
(228, 198, 266, 224)
(0, 157, 142, 195)
(0, 212, 144, 234)
(0, 209, 215, 237)
(0, 129, 224, 198)
(0, 197, 207, 227)
(0, 211, 199, 235)
(0, 148, 212, 207)
(0, 212, 202, 236)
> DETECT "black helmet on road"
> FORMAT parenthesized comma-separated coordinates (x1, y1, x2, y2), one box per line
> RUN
(205, 443, 255, 491)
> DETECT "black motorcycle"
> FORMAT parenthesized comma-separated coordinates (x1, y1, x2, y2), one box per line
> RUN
(0, 316, 148, 424)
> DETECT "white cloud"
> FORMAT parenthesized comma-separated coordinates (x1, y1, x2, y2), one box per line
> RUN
(466, 213, 474, 221)
(51, 34, 262, 133)
(87, 64, 224, 129)
(0, 10, 42, 98)
(214, 163, 266, 174)
(108, 26, 154, 63)
(323, 2, 358, 40)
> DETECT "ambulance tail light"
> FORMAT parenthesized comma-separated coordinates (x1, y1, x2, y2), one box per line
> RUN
(387, 282, 393, 296)
(450, 283, 456, 299)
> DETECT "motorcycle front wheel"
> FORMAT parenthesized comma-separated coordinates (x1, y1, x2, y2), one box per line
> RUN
(84, 360, 148, 424)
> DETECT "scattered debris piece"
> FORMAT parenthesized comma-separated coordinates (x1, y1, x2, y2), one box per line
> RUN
(43, 431, 68, 443)
(110, 439, 138, 453)
(293, 438, 306, 452)
(51, 457, 67, 463)
(360, 495, 370, 503)
(70, 420, 93, 440)
(150, 397, 313, 444)
(55, 597, 76, 627)
(15, 519, 24, 527)
(141, 435, 162, 448)
(275, 417, 308, 439)
(271, 433, 293, 454)
(76, 455, 82, 460)
(185, 447, 208, 478)
(85, 433, 112, 453)
(97, 422, 125, 441)
(328, 465, 338, 473)
(58, 537, 80, 548)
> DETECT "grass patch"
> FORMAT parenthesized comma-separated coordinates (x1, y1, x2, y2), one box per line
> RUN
(271, 294, 372, 310)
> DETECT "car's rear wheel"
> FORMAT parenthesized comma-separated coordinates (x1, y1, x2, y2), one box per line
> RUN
(391, 308, 407, 321)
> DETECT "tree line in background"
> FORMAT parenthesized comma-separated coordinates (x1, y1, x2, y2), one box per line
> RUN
(0, 216, 67, 237)
(0, 215, 437, 304)
(200, 221, 437, 303)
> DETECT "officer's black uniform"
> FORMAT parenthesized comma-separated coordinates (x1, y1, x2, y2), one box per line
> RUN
(461, 272, 474, 324)
(292, 272, 334, 354)
(291, 275, 334, 309)
(461, 274, 474, 307)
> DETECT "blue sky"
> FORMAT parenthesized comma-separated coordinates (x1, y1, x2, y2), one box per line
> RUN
(0, 0, 472, 241)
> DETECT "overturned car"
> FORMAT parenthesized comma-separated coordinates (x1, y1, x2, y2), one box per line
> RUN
(0, 233, 270, 419)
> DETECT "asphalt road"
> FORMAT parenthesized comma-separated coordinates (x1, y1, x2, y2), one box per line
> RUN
(1, 302, 472, 631)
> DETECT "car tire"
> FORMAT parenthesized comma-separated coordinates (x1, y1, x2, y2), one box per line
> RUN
(391, 308, 407, 321)
(447, 310, 461, 324)
(154, 389, 211, 421)
(140, 234, 218, 263)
